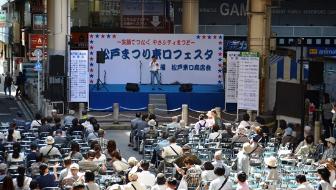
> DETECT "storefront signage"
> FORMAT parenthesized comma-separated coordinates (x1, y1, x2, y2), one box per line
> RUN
(307, 47, 336, 57)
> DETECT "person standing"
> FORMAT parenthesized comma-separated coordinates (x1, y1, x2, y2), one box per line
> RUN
(15, 72, 25, 98)
(322, 95, 334, 138)
(4, 72, 13, 97)
(149, 55, 162, 90)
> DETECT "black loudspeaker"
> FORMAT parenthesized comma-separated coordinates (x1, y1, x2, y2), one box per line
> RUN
(308, 61, 324, 84)
(49, 55, 65, 76)
(96, 51, 105, 63)
(275, 81, 303, 118)
(179, 83, 192, 92)
(125, 83, 139, 92)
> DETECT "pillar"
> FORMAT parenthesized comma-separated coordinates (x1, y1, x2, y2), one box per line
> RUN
(247, 110, 253, 122)
(181, 104, 188, 125)
(314, 121, 321, 145)
(182, 0, 199, 34)
(47, 0, 68, 56)
(79, 103, 85, 118)
(248, 0, 272, 113)
(113, 103, 119, 124)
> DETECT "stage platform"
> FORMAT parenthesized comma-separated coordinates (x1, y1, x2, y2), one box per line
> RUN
(89, 84, 225, 111)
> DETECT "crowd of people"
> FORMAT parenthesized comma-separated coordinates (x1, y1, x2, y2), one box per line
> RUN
(0, 107, 336, 190)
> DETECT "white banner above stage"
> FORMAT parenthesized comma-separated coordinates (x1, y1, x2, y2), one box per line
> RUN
(225, 51, 240, 103)
(237, 52, 260, 111)
(70, 50, 89, 102)
(88, 33, 224, 85)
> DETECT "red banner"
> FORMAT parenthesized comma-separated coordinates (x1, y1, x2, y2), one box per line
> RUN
(29, 34, 48, 49)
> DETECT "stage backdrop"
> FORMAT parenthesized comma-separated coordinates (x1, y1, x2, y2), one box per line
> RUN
(88, 33, 224, 85)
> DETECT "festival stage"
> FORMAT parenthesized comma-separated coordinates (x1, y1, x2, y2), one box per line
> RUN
(89, 84, 225, 111)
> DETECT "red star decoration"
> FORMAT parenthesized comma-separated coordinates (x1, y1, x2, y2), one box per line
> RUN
(112, 34, 116, 38)
(90, 57, 93, 61)
(213, 35, 217, 39)
(90, 80, 93, 83)
(90, 46, 93, 49)
(90, 34, 93, 38)
(202, 35, 206, 39)
(90, 68, 93, 72)
(218, 52, 222, 56)
(218, 64, 222, 67)
(218, 41, 223, 45)
(101, 34, 105, 38)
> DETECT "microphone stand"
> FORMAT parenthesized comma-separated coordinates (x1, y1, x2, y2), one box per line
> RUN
(139, 61, 142, 84)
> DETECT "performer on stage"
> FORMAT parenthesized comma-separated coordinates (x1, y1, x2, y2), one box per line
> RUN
(149, 55, 162, 90)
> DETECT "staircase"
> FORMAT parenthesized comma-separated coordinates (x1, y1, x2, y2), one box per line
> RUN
(149, 94, 167, 115)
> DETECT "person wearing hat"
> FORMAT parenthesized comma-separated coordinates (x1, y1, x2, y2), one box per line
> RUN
(149, 55, 162, 90)
(264, 156, 279, 181)
(139, 119, 159, 153)
(264, 156, 279, 190)
(62, 163, 85, 188)
(39, 136, 61, 157)
(144, 119, 159, 138)
(322, 137, 336, 161)
(124, 171, 146, 190)
(237, 143, 253, 175)
(281, 127, 297, 147)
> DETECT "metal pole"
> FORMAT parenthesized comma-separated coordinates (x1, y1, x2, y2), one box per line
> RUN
(37, 70, 41, 111)
(299, 38, 305, 139)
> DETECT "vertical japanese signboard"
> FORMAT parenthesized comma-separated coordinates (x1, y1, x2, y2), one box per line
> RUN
(225, 51, 240, 103)
(237, 52, 260, 111)
(70, 50, 89, 102)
